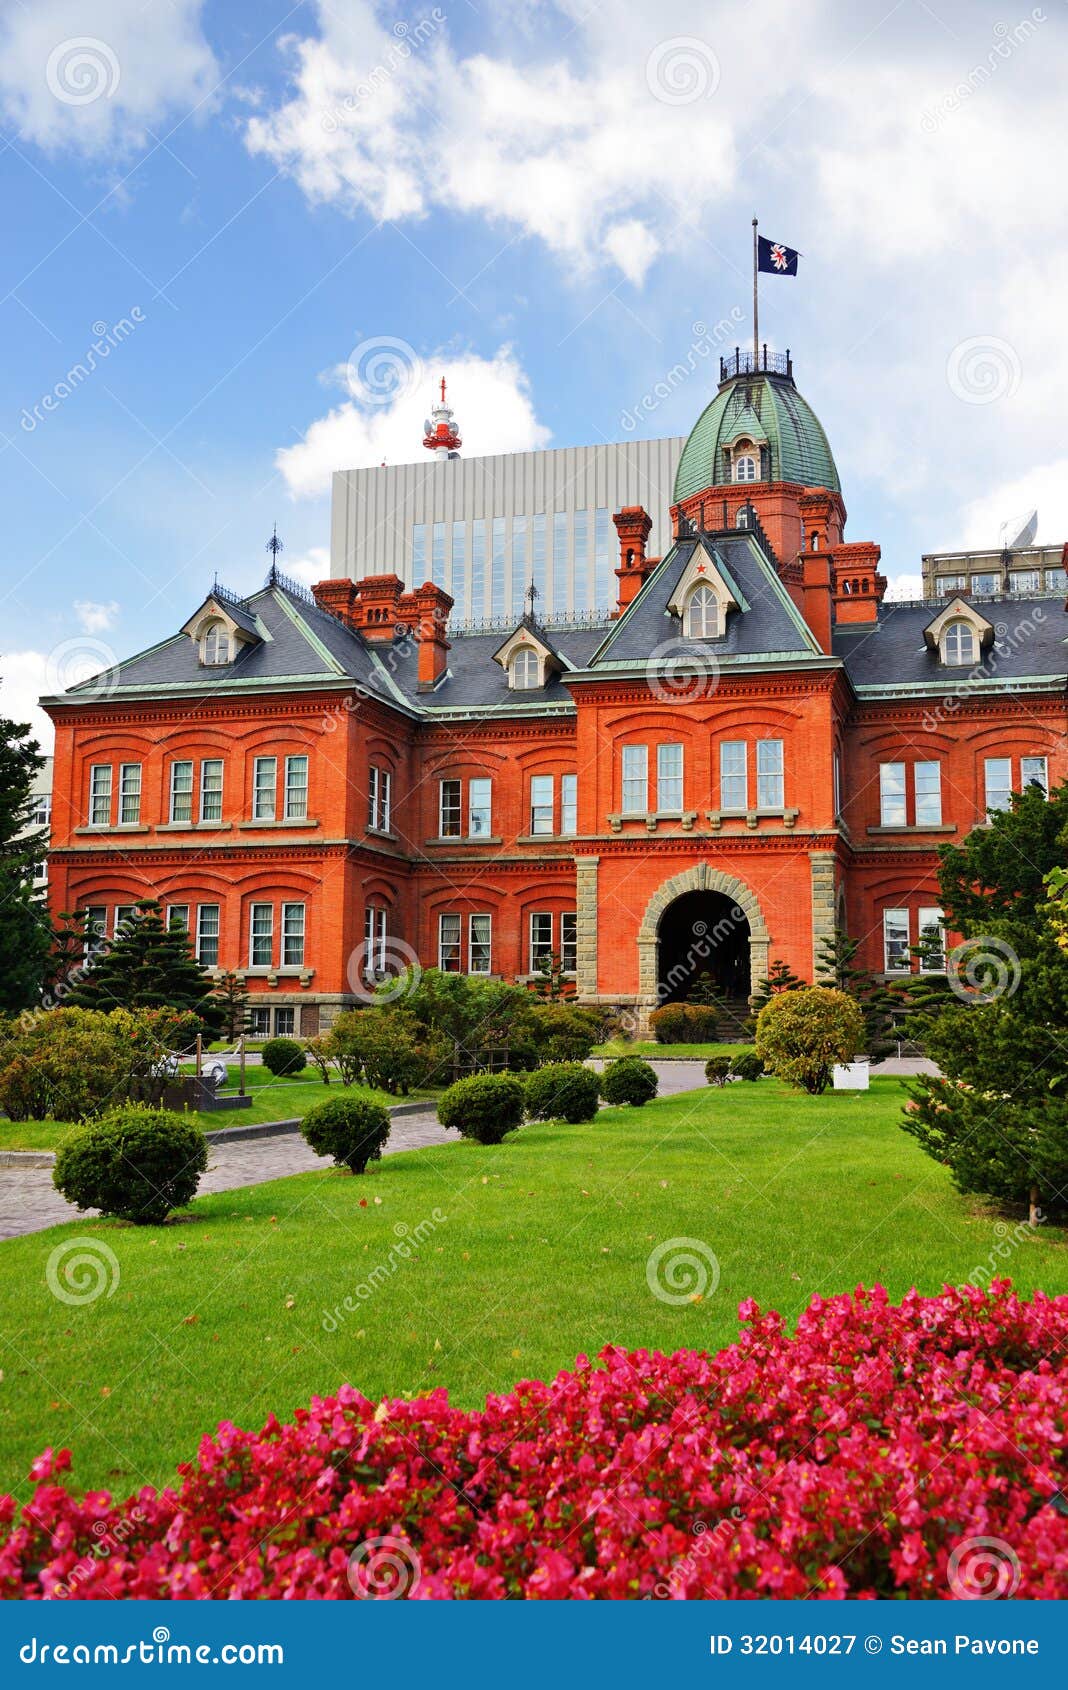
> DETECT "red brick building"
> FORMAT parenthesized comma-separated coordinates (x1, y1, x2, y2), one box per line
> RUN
(43, 351, 1068, 1037)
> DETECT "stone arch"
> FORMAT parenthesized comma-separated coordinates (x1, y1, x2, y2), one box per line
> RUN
(636, 863, 770, 1009)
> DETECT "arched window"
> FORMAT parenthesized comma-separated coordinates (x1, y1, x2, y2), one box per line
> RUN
(734, 454, 757, 482)
(200, 620, 230, 665)
(735, 507, 750, 529)
(942, 621, 977, 665)
(685, 583, 719, 639)
(810, 533, 820, 552)
(511, 647, 540, 690)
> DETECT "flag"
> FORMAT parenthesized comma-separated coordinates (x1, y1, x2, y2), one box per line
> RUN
(757, 236, 799, 276)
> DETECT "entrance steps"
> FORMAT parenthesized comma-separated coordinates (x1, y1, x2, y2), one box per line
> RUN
(715, 998, 753, 1043)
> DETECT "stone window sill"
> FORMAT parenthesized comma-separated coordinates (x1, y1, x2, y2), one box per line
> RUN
(867, 823, 956, 835)
(607, 812, 697, 834)
(74, 824, 151, 836)
(422, 835, 504, 847)
(517, 833, 579, 845)
(707, 808, 799, 831)
(156, 821, 234, 833)
(237, 817, 319, 830)
(235, 968, 315, 987)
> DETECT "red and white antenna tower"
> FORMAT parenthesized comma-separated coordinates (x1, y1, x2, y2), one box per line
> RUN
(422, 376, 462, 458)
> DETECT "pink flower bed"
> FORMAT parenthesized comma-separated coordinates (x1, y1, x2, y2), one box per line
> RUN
(3, 1283, 1067, 1600)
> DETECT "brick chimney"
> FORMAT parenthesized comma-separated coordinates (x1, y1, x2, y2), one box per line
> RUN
(800, 552, 833, 653)
(350, 574, 406, 642)
(311, 578, 360, 629)
(831, 542, 886, 627)
(410, 582, 453, 690)
(613, 506, 659, 615)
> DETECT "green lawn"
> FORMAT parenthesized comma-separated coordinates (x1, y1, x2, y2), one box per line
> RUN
(1, 1077, 1065, 1501)
(594, 1039, 750, 1059)
(0, 1072, 429, 1152)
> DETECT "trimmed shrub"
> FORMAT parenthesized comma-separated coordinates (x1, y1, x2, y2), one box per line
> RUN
(437, 1073, 525, 1144)
(322, 1008, 441, 1095)
(300, 1094, 391, 1174)
(8, 1286, 1068, 1599)
(0, 1007, 199, 1122)
(649, 1003, 719, 1044)
(524, 1063, 600, 1124)
(705, 1056, 732, 1086)
(52, 1105, 207, 1225)
(528, 1003, 604, 1063)
(599, 1056, 658, 1107)
(261, 1037, 307, 1077)
(729, 1049, 766, 1082)
(755, 987, 864, 1096)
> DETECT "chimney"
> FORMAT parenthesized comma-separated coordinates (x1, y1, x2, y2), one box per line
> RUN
(831, 542, 886, 627)
(800, 551, 833, 654)
(411, 582, 453, 690)
(350, 573, 405, 642)
(613, 506, 658, 615)
(312, 578, 360, 629)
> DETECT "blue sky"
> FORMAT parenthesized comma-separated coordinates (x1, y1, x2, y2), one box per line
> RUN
(1, 0, 1065, 744)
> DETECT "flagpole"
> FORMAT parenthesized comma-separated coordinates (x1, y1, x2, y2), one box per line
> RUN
(752, 217, 759, 369)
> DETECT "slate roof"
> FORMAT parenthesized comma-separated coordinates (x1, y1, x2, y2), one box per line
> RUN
(833, 596, 1068, 690)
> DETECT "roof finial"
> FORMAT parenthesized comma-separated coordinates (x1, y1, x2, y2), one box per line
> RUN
(525, 579, 539, 624)
(266, 524, 284, 585)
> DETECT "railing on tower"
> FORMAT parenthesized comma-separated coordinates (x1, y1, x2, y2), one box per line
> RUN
(719, 346, 793, 382)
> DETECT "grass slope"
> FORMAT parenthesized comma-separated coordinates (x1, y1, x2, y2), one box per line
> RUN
(1, 1078, 1064, 1499)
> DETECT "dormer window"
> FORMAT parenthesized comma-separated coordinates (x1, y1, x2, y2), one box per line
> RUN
(685, 583, 720, 639)
(942, 620, 977, 665)
(734, 454, 757, 482)
(511, 647, 540, 690)
(200, 619, 231, 665)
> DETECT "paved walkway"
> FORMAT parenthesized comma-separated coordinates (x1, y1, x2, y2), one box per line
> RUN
(0, 1057, 929, 1242)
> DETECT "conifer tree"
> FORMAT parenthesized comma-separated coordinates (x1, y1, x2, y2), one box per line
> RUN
(59, 899, 225, 1038)
(815, 927, 899, 1059)
(0, 705, 51, 1013)
(214, 970, 251, 1042)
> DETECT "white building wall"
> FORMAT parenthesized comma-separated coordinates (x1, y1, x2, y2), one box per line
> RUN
(329, 438, 685, 622)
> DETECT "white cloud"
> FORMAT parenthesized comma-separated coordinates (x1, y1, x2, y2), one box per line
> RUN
(0, 0, 217, 155)
(284, 546, 331, 587)
(884, 573, 924, 603)
(0, 653, 58, 751)
(278, 345, 550, 497)
(956, 461, 1068, 553)
(74, 599, 120, 634)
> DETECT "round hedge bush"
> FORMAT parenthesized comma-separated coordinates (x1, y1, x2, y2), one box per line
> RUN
(704, 1056, 732, 1086)
(728, 1049, 766, 1082)
(261, 1037, 307, 1077)
(437, 1073, 525, 1144)
(599, 1056, 658, 1107)
(649, 1003, 720, 1044)
(300, 1094, 391, 1173)
(52, 1105, 208, 1225)
(524, 1062, 600, 1124)
(755, 986, 864, 1095)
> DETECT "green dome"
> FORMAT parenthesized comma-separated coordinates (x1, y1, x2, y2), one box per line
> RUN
(673, 371, 840, 501)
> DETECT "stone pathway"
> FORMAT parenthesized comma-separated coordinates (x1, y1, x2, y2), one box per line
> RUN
(0, 1057, 928, 1242)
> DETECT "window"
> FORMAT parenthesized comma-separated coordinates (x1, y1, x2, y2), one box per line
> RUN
(253, 756, 276, 821)
(734, 454, 757, 482)
(89, 764, 112, 827)
(657, 743, 684, 812)
(511, 647, 539, 690)
(117, 763, 141, 825)
(168, 904, 190, 933)
(561, 773, 577, 837)
(274, 1008, 295, 1037)
(284, 755, 308, 820)
(685, 583, 719, 639)
(756, 739, 784, 809)
(169, 761, 194, 824)
(735, 507, 750, 528)
(364, 906, 387, 976)
(1009, 570, 1040, 594)
(971, 572, 996, 595)
(249, 903, 273, 967)
(918, 908, 946, 973)
(469, 913, 492, 975)
(1022, 755, 1049, 795)
(936, 574, 966, 595)
(530, 774, 554, 836)
(529, 912, 553, 973)
(833, 749, 842, 818)
(621, 744, 648, 815)
(196, 904, 220, 968)
(439, 779, 461, 838)
(560, 912, 577, 974)
(914, 761, 942, 826)
(32, 793, 51, 828)
(200, 620, 230, 665)
(984, 757, 1013, 816)
(438, 913, 462, 972)
(367, 765, 392, 832)
(1046, 567, 1067, 592)
(942, 621, 976, 665)
(200, 759, 223, 824)
(249, 1007, 271, 1039)
(883, 908, 910, 972)
(469, 778, 492, 837)
(720, 741, 747, 810)
(33, 858, 48, 885)
(83, 905, 107, 960)
(879, 762, 906, 826)
(280, 902, 305, 967)
(114, 904, 136, 935)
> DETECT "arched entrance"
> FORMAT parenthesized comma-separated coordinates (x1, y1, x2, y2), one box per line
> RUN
(657, 890, 750, 1003)
(636, 863, 770, 1024)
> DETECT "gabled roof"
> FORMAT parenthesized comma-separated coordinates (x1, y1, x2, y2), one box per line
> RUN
(921, 596, 995, 651)
(490, 619, 570, 674)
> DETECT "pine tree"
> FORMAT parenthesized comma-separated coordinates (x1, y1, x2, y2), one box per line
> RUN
(749, 957, 806, 1017)
(0, 705, 51, 1013)
(213, 970, 251, 1042)
(60, 899, 226, 1037)
(815, 926, 900, 1059)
